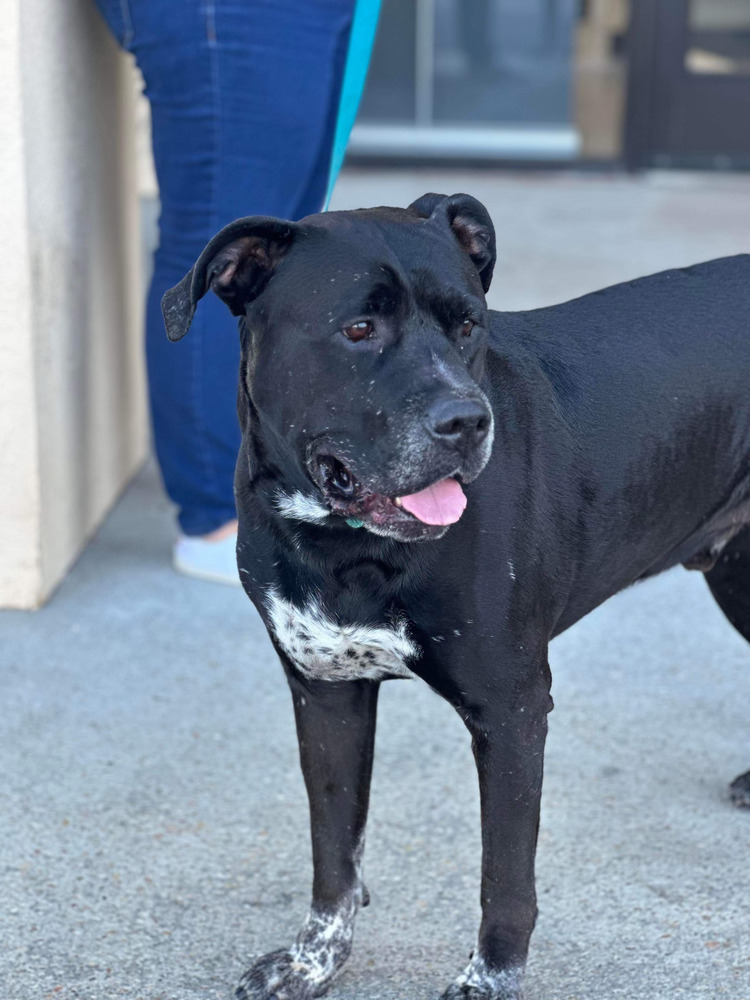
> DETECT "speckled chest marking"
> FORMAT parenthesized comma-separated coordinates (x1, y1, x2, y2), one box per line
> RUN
(265, 587, 419, 681)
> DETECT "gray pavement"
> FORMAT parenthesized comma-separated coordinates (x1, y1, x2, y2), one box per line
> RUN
(2, 170, 750, 1000)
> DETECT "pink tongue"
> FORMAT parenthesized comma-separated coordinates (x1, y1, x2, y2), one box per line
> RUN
(398, 478, 467, 526)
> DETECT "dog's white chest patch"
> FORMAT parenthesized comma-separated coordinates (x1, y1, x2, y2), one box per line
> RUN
(265, 588, 419, 681)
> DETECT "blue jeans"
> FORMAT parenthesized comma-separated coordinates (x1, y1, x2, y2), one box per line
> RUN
(94, 0, 357, 535)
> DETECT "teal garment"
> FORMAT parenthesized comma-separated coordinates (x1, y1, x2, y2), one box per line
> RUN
(324, 0, 382, 208)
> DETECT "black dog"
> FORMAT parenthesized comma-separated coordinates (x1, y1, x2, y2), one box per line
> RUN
(163, 193, 750, 999)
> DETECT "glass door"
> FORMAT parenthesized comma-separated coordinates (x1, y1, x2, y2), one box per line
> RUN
(353, 0, 581, 160)
(627, 0, 750, 166)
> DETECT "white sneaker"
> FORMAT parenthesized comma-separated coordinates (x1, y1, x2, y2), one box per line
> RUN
(173, 529, 242, 587)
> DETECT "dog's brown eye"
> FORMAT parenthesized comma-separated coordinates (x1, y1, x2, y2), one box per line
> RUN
(461, 319, 475, 337)
(342, 320, 373, 342)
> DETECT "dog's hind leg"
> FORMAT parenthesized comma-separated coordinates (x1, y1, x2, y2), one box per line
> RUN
(236, 673, 379, 1000)
(704, 526, 750, 808)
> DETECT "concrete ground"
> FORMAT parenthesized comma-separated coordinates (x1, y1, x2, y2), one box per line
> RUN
(2, 170, 750, 1000)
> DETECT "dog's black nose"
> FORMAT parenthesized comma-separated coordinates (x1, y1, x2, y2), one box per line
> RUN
(427, 397, 491, 447)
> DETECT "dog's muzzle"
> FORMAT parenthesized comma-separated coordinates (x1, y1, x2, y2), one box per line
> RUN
(305, 396, 494, 542)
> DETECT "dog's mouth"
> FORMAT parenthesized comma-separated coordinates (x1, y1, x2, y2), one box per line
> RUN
(316, 454, 467, 539)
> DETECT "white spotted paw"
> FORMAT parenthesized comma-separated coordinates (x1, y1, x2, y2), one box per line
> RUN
(235, 949, 318, 1000)
(439, 986, 520, 1000)
(236, 906, 355, 1000)
(439, 956, 524, 1000)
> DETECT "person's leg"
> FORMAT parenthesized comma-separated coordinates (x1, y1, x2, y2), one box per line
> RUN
(94, 0, 357, 544)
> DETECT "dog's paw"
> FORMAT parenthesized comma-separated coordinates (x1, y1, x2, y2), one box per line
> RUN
(730, 770, 750, 808)
(439, 956, 524, 1000)
(236, 949, 317, 1000)
(236, 906, 355, 1000)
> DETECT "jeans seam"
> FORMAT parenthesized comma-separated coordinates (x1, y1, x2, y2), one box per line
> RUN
(187, 0, 224, 522)
(206, 0, 221, 240)
(289, 3, 356, 220)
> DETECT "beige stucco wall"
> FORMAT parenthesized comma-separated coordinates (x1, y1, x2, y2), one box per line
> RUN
(0, 0, 148, 609)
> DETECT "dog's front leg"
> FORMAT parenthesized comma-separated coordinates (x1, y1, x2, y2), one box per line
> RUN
(441, 655, 552, 1000)
(237, 673, 379, 1000)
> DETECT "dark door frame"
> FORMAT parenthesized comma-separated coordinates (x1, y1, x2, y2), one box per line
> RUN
(626, 0, 750, 169)
(624, 0, 660, 168)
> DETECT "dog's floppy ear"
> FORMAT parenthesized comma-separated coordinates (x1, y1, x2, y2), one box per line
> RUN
(408, 192, 496, 292)
(162, 216, 296, 342)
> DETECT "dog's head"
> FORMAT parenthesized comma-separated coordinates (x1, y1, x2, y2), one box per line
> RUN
(162, 193, 496, 542)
